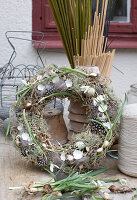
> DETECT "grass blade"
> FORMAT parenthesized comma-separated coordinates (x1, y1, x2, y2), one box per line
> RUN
(87, 168, 107, 176)
(16, 86, 30, 95)
(60, 67, 89, 76)
(23, 109, 46, 156)
(15, 70, 73, 108)
(38, 92, 75, 103)
(43, 166, 57, 181)
(16, 87, 32, 108)
(104, 94, 127, 141)
(5, 106, 12, 140)
(110, 94, 126, 131)
(100, 178, 119, 183)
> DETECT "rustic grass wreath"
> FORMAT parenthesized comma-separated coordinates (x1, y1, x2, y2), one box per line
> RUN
(8, 65, 125, 174)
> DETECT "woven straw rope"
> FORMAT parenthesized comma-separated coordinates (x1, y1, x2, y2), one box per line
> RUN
(118, 104, 137, 177)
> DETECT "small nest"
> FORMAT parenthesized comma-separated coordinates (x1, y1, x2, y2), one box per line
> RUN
(10, 65, 120, 173)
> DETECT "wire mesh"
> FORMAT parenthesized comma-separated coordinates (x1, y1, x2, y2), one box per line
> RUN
(0, 31, 46, 119)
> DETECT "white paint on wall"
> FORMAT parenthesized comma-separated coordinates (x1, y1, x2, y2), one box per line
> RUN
(111, 49, 137, 100)
(127, 0, 131, 22)
(0, 0, 32, 65)
(0, 0, 137, 100)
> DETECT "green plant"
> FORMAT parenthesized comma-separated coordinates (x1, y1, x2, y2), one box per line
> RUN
(5, 106, 12, 140)
(89, 94, 127, 149)
(23, 109, 46, 156)
(15, 67, 89, 108)
(38, 92, 75, 103)
(47, 0, 92, 68)
(26, 168, 119, 200)
(47, 0, 114, 79)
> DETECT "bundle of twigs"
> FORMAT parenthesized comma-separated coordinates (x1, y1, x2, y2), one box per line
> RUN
(48, 0, 115, 79)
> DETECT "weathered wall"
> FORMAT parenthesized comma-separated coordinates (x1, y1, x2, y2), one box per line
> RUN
(0, 0, 137, 100)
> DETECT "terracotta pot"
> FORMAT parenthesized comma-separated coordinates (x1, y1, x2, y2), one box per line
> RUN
(68, 100, 87, 115)
(68, 112, 88, 123)
(68, 100, 89, 139)
(67, 66, 100, 140)
(43, 109, 68, 144)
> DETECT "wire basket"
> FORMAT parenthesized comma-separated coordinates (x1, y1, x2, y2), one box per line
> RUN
(0, 31, 46, 119)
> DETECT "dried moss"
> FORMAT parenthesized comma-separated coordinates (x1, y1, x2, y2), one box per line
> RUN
(71, 129, 104, 148)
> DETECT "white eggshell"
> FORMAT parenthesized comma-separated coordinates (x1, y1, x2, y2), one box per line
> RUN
(98, 104, 107, 112)
(65, 79, 72, 88)
(30, 188, 38, 193)
(89, 72, 97, 77)
(67, 155, 74, 161)
(60, 152, 66, 161)
(73, 150, 83, 160)
(37, 84, 45, 91)
(42, 143, 47, 148)
(103, 122, 111, 129)
(87, 88, 95, 96)
(75, 141, 85, 149)
(50, 163, 54, 172)
(17, 125, 23, 131)
(103, 140, 110, 148)
(97, 147, 103, 153)
(21, 133, 31, 142)
(80, 86, 90, 93)
(97, 95, 105, 102)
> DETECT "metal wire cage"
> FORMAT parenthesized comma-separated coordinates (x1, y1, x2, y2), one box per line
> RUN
(0, 31, 46, 119)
